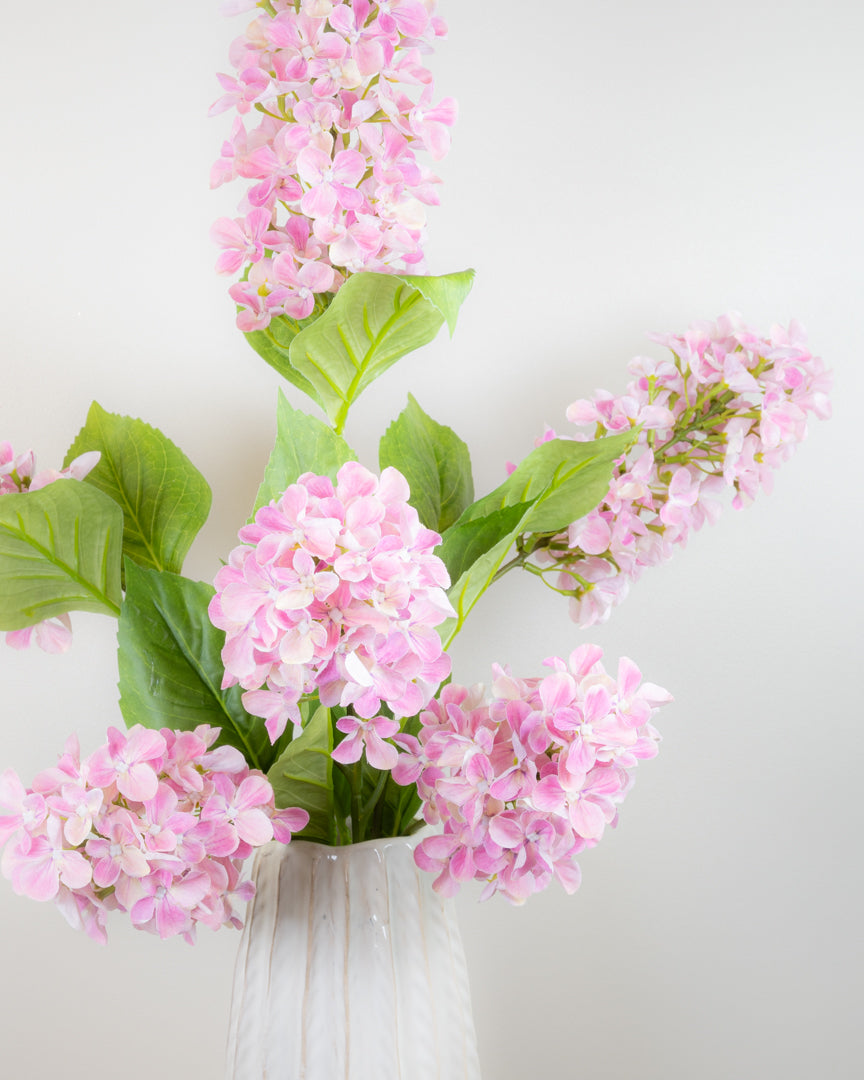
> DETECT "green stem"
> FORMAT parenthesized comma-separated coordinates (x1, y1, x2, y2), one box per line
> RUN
(359, 770, 389, 834)
(350, 761, 363, 844)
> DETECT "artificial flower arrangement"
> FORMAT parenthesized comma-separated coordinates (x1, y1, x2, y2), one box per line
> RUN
(0, 0, 830, 950)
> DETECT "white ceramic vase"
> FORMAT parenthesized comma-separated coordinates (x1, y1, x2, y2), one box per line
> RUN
(225, 835, 482, 1080)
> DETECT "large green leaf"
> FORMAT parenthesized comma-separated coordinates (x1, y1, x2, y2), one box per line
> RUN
(378, 394, 474, 533)
(251, 390, 356, 518)
(0, 481, 123, 629)
(438, 432, 636, 646)
(287, 269, 474, 431)
(267, 705, 334, 844)
(117, 561, 279, 773)
(64, 402, 212, 576)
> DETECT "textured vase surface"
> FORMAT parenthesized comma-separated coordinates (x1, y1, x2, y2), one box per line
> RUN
(225, 835, 482, 1080)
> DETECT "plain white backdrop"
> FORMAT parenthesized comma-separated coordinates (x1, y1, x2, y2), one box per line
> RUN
(1, 1, 861, 1077)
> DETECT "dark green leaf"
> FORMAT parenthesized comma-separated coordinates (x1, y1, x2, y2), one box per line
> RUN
(117, 561, 279, 772)
(267, 704, 334, 844)
(438, 500, 534, 583)
(0, 482, 123, 629)
(64, 402, 212, 576)
(252, 390, 356, 517)
(379, 394, 474, 533)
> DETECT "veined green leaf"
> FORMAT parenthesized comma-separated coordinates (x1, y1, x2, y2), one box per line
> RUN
(117, 561, 281, 773)
(251, 390, 356, 518)
(287, 269, 474, 430)
(438, 432, 636, 646)
(242, 309, 325, 408)
(267, 705, 334, 844)
(64, 402, 212, 576)
(379, 394, 474, 533)
(0, 482, 122, 629)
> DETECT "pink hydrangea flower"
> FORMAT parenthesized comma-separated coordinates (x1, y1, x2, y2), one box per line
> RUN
(0, 724, 309, 943)
(210, 0, 454, 330)
(525, 315, 831, 626)
(210, 462, 454, 742)
(393, 649, 670, 904)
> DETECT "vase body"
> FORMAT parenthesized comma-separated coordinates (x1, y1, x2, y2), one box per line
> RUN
(225, 835, 482, 1080)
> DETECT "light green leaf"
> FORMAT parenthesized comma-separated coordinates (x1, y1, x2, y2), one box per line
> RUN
(267, 705, 334, 844)
(438, 432, 636, 647)
(251, 390, 356, 518)
(242, 309, 325, 408)
(0, 482, 123, 629)
(117, 561, 280, 773)
(378, 394, 474, 533)
(455, 432, 635, 534)
(287, 269, 475, 430)
(64, 402, 212, 576)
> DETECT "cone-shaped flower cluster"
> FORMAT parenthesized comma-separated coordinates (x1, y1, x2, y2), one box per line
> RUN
(0, 724, 308, 943)
(392, 646, 670, 903)
(210, 0, 454, 331)
(209, 462, 455, 742)
(0, 443, 101, 652)
(531, 314, 832, 626)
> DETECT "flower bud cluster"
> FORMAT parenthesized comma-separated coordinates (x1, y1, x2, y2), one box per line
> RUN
(531, 314, 832, 626)
(0, 724, 308, 943)
(210, 0, 454, 331)
(392, 646, 670, 903)
(209, 462, 454, 742)
(0, 443, 101, 652)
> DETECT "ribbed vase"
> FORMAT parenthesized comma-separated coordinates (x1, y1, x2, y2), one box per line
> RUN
(225, 835, 482, 1080)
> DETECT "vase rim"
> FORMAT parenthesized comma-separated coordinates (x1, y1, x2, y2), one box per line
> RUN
(280, 828, 431, 855)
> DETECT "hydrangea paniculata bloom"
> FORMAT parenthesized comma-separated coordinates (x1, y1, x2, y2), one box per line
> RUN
(209, 462, 454, 741)
(210, 0, 454, 330)
(0, 724, 308, 943)
(392, 646, 670, 903)
(525, 315, 832, 626)
(0, 442, 101, 652)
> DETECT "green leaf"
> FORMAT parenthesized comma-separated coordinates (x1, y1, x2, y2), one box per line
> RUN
(438, 432, 636, 647)
(0, 482, 123, 629)
(242, 309, 325, 408)
(251, 390, 356, 517)
(287, 269, 475, 431)
(117, 561, 280, 773)
(455, 432, 635, 534)
(439, 500, 534, 583)
(378, 394, 474, 533)
(267, 704, 334, 844)
(399, 271, 476, 336)
(64, 402, 212, 576)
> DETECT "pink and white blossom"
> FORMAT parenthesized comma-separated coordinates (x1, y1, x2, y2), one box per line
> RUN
(210, 0, 454, 330)
(393, 650, 670, 904)
(527, 315, 831, 626)
(0, 724, 308, 943)
(210, 462, 454, 743)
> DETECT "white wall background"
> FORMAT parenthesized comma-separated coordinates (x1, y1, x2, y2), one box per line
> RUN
(1, 1, 861, 1077)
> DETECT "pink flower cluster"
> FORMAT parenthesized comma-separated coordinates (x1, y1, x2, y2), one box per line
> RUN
(392, 646, 670, 903)
(0, 724, 308, 944)
(0, 443, 101, 652)
(210, 0, 454, 331)
(533, 314, 832, 626)
(209, 462, 454, 742)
